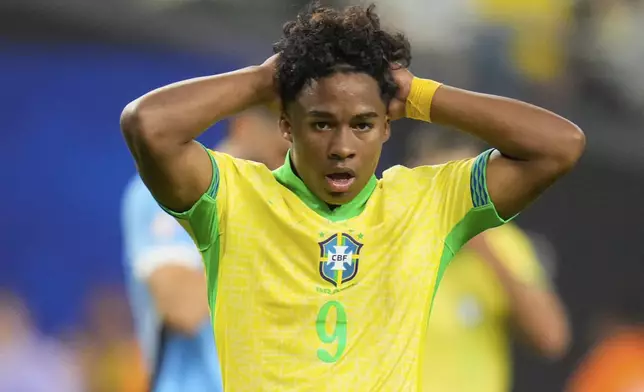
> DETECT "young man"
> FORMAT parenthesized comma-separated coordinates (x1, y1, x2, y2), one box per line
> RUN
(121, 109, 288, 392)
(120, 4, 585, 390)
(408, 129, 570, 392)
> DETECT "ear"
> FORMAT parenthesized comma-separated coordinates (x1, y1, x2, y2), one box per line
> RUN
(279, 113, 293, 143)
(383, 116, 391, 143)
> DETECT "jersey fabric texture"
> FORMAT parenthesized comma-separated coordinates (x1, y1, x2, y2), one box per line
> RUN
(121, 177, 222, 392)
(424, 222, 547, 392)
(163, 146, 510, 391)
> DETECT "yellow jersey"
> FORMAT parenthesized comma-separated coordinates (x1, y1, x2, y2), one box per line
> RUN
(166, 147, 507, 391)
(424, 223, 546, 392)
(473, 0, 572, 83)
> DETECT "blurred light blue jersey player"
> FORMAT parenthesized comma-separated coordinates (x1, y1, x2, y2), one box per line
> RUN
(121, 176, 222, 392)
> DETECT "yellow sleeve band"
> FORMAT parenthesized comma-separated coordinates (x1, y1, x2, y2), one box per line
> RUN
(405, 77, 443, 123)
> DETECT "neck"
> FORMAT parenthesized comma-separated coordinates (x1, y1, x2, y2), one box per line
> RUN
(288, 157, 339, 209)
(273, 150, 377, 222)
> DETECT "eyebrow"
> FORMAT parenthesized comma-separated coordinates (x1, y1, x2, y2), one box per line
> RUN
(306, 110, 380, 119)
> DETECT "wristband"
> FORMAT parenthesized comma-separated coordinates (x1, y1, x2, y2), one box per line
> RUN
(405, 77, 443, 123)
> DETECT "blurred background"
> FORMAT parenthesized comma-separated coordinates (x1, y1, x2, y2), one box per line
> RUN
(1, 0, 643, 391)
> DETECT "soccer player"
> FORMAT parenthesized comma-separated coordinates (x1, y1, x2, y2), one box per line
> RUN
(121, 108, 289, 392)
(408, 129, 570, 392)
(120, 3, 585, 390)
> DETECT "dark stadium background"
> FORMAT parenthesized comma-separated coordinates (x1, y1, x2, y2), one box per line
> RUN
(2, 0, 643, 391)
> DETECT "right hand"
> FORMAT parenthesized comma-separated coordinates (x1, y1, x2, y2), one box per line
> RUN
(388, 65, 414, 120)
(260, 54, 281, 113)
(261, 53, 280, 71)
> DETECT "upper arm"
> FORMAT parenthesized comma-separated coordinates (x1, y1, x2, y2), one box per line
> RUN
(486, 150, 565, 220)
(121, 103, 214, 213)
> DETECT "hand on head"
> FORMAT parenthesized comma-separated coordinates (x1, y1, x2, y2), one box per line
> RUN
(388, 65, 414, 121)
(262, 54, 414, 122)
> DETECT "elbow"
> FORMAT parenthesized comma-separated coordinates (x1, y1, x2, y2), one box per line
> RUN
(120, 99, 162, 148)
(534, 322, 572, 360)
(539, 334, 571, 361)
(121, 100, 149, 141)
(120, 100, 142, 139)
(551, 122, 586, 173)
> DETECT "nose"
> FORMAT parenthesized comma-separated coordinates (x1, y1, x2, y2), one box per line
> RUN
(328, 127, 357, 161)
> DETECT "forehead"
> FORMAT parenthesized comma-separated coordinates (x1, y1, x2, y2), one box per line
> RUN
(294, 72, 385, 115)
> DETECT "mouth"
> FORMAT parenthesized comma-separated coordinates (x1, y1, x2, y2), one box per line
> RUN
(325, 170, 356, 193)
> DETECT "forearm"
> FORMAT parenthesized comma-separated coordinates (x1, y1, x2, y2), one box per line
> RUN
(149, 266, 211, 336)
(122, 65, 274, 146)
(469, 234, 571, 358)
(120, 64, 276, 210)
(431, 85, 584, 164)
(162, 290, 211, 336)
(492, 264, 571, 358)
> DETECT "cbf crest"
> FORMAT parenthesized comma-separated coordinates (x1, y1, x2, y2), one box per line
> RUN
(319, 233, 363, 287)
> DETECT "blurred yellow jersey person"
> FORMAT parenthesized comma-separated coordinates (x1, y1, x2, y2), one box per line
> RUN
(474, 0, 573, 83)
(424, 223, 545, 392)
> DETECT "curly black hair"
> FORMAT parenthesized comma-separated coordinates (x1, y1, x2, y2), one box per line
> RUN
(273, 2, 411, 108)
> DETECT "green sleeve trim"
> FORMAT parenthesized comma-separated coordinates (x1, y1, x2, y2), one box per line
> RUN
(160, 189, 214, 219)
(156, 143, 220, 254)
(470, 148, 517, 224)
(446, 205, 505, 255)
(202, 211, 222, 322)
(199, 145, 221, 332)
(470, 149, 493, 208)
(428, 152, 521, 319)
(427, 244, 456, 320)
(428, 205, 506, 316)
(202, 143, 220, 198)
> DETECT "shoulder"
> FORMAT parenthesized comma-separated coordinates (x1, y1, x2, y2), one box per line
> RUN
(377, 164, 458, 218)
(381, 160, 472, 192)
(381, 164, 439, 187)
(382, 163, 445, 179)
(210, 150, 269, 172)
(209, 150, 275, 183)
(210, 150, 283, 204)
(383, 157, 477, 180)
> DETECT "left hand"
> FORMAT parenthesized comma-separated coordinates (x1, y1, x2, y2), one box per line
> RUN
(260, 54, 282, 113)
(388, 65, 414, 120)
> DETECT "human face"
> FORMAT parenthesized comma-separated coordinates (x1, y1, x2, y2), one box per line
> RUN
(280, 72, 390, 205)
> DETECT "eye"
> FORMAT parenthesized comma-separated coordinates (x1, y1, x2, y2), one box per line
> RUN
(313, 122, 333, 131)
(354, 122, 374, 132)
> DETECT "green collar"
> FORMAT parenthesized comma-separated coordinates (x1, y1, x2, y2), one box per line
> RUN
(272, 151, 377, 222)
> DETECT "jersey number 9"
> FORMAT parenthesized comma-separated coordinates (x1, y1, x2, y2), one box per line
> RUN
(316, 300, 347, 363)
